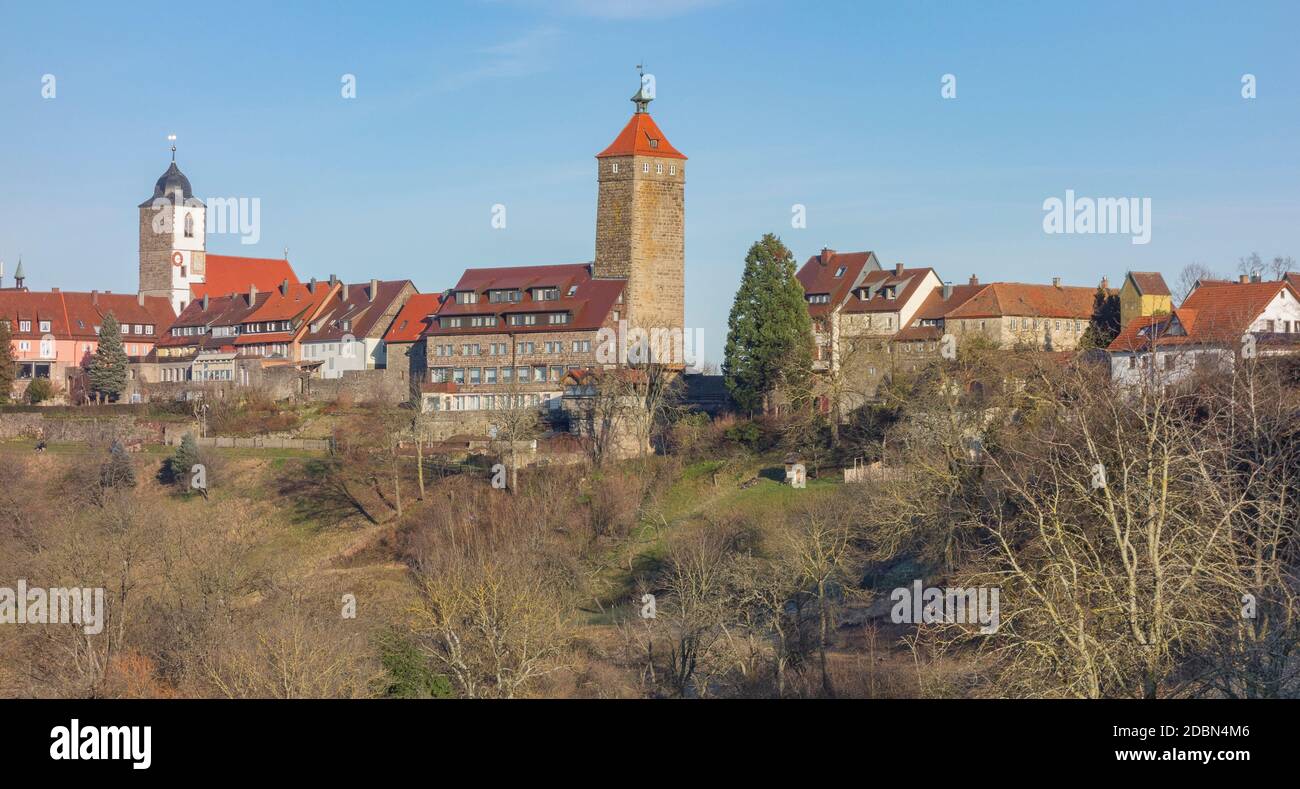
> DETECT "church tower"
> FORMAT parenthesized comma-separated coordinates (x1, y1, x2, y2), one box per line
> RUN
(594, 74, 685, 350)
(139, 141, 205, 314)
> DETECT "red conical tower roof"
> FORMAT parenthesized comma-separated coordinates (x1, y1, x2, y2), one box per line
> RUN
(596, 112, 686, 160)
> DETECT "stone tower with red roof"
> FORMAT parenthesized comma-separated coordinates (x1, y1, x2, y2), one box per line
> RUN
(594, 74, 685, 347)
(139, 152, 206, 316)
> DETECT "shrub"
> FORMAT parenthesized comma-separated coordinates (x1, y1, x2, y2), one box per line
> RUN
(24, 377, 54, 404)
(376, 630, 454, 699)
(100, 440, 137, 489)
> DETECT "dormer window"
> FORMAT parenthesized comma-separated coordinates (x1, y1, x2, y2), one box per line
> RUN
(455, 291, 477, 305)
(649, 138, 658, 148)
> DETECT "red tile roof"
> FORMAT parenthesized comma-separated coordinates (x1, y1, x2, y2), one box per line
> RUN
(0, 290, 173, 341)
(596, 113, 686, 160)
(945, 282, 1098, 320)
(302, 280, 414, 343)
(429, 263, 625, 335)
(192, 255, 299, 299)
(384, 293, 443, 343)
(842, 266, 937, 314)
(891, 283, 988, 341)
(245, 282, 335, 324)
(1127, 271, 1171, 297)
(1109, 280, 1300, 351)
(796, 250, 876, 318)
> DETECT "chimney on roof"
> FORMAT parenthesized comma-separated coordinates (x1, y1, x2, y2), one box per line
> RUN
(249, 284, 258, 305)
(281, 279, 289, 296)
(51, 287, 59, 293)
(895, 263, 904, 276)
(202, 294, 210, 311)
(1239, 274, 1250, 284)
(941, 282, 953, 300)
(91, 290, 98, 304)
(370, 279, 378, 302)
(1052, 277, 1061, 288)
(342, 282, 350, 301)
(309, 277, 317, 294)
(329, 274, 338, 286)
(821, 247, 834, 264)
(969, 275, 979, 286)
(137, 292, 145, 307)
(1100, 276, 1109, 291)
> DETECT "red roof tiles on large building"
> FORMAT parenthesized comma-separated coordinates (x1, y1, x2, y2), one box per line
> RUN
(192, 255, 299, 300)
(1108, 279, 1300, 351)
(945, 282, 1098, 320)
(384, 293, 444, 343)
(428, 263, 624, 336)
(796, 249, 877, 318)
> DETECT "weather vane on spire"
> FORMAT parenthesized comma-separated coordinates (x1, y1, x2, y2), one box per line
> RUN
(631, 63, 655, 113)
(168, 134, 177, 162)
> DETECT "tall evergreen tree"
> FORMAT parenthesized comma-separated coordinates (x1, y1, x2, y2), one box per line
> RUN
(1081, 285, 1122, 349)
(89, 313, 129, 403)
(0, 319, 15, 405)
(722, 233, 813, 414)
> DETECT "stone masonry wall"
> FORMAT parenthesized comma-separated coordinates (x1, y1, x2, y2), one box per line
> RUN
(593, 154, 684, 337)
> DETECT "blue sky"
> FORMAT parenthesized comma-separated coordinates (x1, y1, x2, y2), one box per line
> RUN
(1, 0, 1297, 362)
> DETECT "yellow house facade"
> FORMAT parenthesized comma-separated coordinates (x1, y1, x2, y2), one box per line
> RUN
(1119, 271, 1172, 329)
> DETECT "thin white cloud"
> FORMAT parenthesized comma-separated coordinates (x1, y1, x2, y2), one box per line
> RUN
(436, 26, 561, 92)
(497, 0, 730, 20)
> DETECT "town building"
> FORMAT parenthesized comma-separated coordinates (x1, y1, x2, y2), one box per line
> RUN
(0, 263, 174, 400)
(417, 80, 687, 416)
(152, 279, 340, 388)
(889, 280, 988, 369)
(419, 263, 626, 414)
(1118, 271, 1172, 329)
(1107, 278, 1300, 387)
(383, 292, 443, 398)
(137, 153, 300, 315)
(796, 249, 881, 373)
(942, 279, 1100, 351)
(300, 279, 417, 379)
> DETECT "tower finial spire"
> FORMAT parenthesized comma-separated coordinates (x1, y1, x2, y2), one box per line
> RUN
(631, 64, 654, 114)
(168, 133, 177, 163)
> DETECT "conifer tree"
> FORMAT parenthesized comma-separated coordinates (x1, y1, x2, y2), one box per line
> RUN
(722, 234, 813, 414)
(0, 319, 15, 405)
(1081, 284, 1122, 349)
(89, 313, 129, 403)
(163, 432, 202, 488)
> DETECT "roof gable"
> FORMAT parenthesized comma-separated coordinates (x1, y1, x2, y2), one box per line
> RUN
(384, 293, 443, 343)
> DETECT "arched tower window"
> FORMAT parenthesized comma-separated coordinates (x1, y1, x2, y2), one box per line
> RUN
(184, 213, 194, 238)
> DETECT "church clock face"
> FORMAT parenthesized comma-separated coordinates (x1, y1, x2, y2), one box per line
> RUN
(172, 251, 184, 267)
